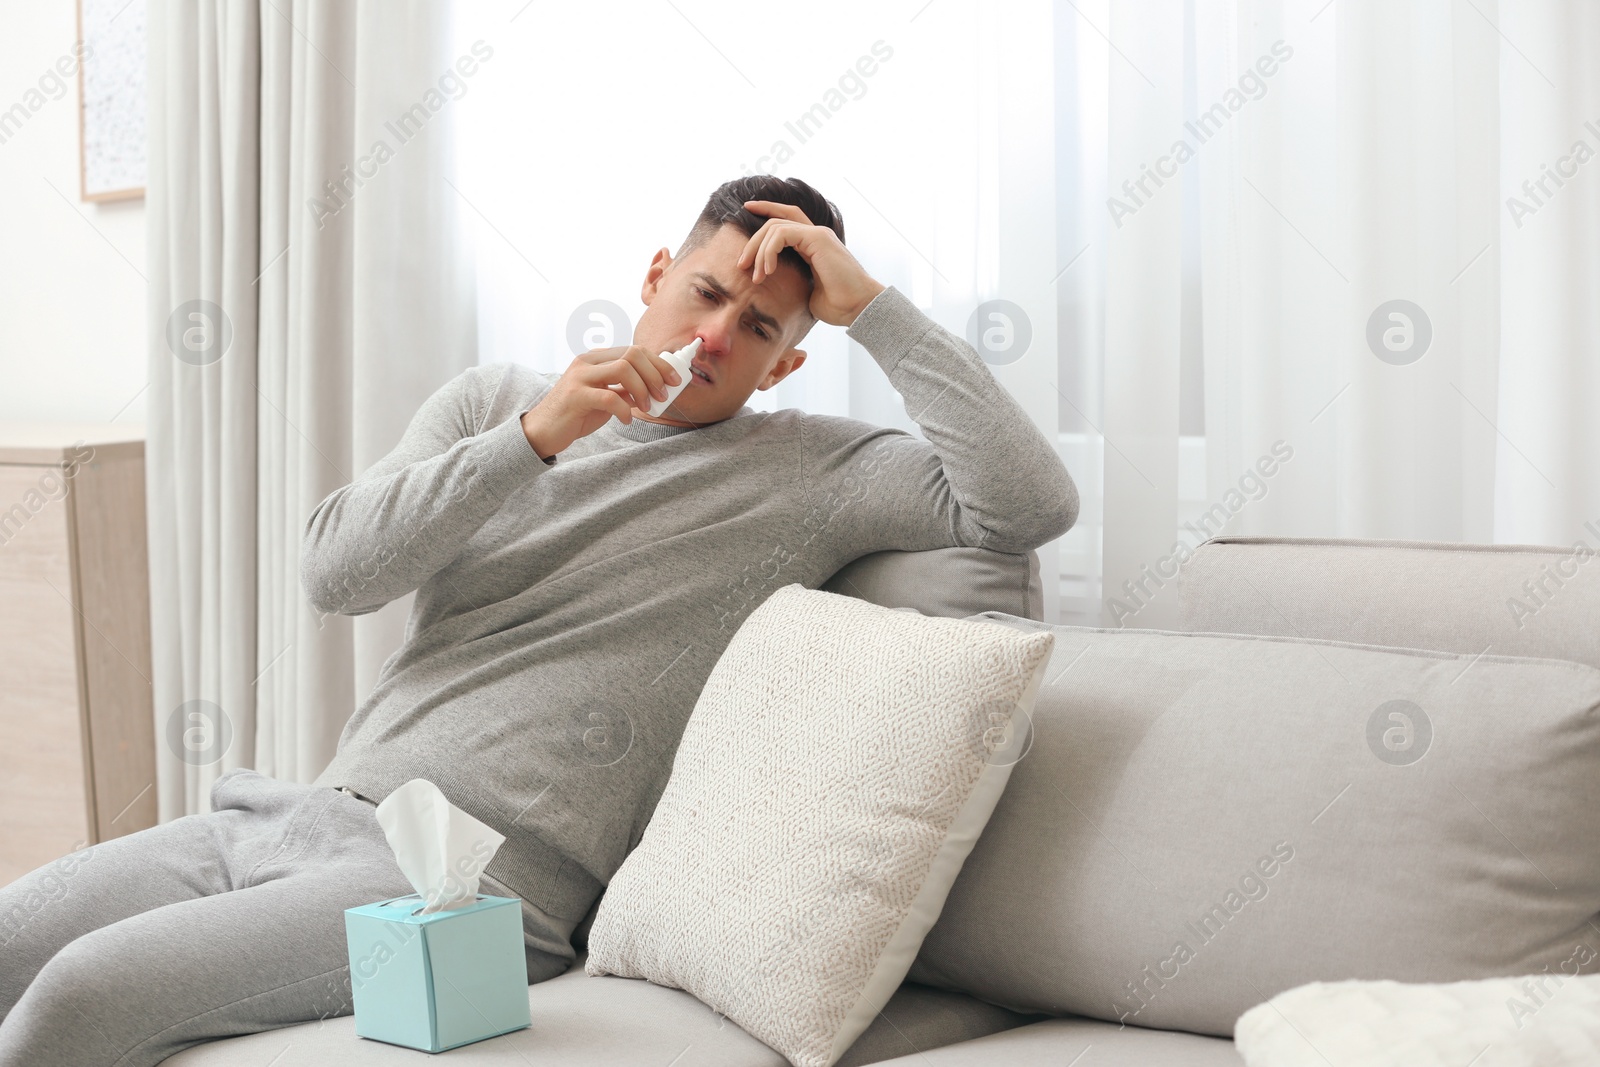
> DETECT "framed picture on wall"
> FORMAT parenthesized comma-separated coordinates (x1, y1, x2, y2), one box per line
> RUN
(77, 0, 146, 202)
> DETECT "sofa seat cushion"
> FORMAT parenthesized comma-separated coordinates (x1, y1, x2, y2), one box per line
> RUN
(867, 1016, 1243, 1066)
(159, 957, 1034, 1066)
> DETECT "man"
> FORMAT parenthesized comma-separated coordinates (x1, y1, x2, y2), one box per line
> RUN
(0, 176, 1077, 1065)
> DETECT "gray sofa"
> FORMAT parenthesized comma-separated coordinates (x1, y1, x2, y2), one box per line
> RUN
(165, 536, 1600, 1066)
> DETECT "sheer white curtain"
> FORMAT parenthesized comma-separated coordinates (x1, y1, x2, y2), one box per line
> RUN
(1191, 0, 1600, 549)
(1074, 0, 1598, 626)
(1492, 4, 1600, 543)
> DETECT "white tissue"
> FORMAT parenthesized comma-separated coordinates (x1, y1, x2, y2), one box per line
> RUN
(373, 778, 507, 914)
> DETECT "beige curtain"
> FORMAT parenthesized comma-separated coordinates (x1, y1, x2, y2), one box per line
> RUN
(146, 0, 474, 818)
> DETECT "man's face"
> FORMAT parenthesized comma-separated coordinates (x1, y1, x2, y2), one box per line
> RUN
(633, 223, 812, 426)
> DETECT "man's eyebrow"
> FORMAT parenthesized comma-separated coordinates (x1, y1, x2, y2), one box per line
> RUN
(688, 271, 783, 334)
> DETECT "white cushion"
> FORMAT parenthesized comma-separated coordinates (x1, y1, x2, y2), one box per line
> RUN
(586, 583, 1054, 1067)
(1235, 973, 1600, 1067)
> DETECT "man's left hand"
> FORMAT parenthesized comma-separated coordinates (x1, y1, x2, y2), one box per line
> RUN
(737, 200, 886, 327)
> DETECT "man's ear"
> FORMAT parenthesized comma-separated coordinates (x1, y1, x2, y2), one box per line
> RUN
(640, 246, 672, 306)
(758, 348, 806, 391)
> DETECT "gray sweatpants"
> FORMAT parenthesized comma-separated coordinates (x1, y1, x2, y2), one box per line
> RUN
(0, 767, 568, 1066)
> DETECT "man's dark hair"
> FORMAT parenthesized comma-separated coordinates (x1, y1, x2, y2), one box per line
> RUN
(677, 176, 846, 290)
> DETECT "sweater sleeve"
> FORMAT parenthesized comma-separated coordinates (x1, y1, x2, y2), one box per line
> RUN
(300, 363, 556, 617)
(799, 285, 1078, 556)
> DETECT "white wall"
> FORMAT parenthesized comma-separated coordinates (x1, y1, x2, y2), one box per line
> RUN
(0, 3, 146, 426)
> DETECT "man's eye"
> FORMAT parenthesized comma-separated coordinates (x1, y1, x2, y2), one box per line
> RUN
(695, 286, 768, 340)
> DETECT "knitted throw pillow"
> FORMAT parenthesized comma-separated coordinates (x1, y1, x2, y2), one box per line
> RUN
(586, 583, 1054, 1067)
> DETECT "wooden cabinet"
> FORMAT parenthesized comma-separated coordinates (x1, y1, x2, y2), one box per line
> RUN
(0, 425, 155, 886)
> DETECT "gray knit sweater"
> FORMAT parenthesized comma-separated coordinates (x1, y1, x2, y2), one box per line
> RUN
(304, 284, 1077, 958)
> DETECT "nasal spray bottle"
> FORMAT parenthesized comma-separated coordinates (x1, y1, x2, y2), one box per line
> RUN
(609, 338, 703, 418)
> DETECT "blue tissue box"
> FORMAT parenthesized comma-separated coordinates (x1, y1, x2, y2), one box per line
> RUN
(344, 893, 531, 1053)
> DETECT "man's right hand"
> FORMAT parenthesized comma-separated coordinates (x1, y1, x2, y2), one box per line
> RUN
(520, 345, 683, 460)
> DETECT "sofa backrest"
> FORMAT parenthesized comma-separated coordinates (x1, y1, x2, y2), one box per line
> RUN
(1177, 535, 1600, 670)
(912, 615, 1600, 1036)
(822, 547, 1043, 621)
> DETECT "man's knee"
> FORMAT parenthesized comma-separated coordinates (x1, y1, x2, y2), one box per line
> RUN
(0, 932, 130, 1064)
(22, 930, 126, 1014)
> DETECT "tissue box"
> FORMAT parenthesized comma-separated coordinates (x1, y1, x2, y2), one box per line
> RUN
(344, 893, 532, 1053)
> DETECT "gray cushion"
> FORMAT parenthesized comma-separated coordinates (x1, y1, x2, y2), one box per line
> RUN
(908, 618, 1600, 1036)
(1178, 536, 1600, 670)
(162, 954, 1032, 1066)
(867, 1016, 1243, 1066)
(837, 983, 1040, 1067)
(822, 548, 1042, 620)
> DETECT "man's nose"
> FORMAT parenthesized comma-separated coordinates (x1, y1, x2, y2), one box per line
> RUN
(695, 315, 737, 358)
